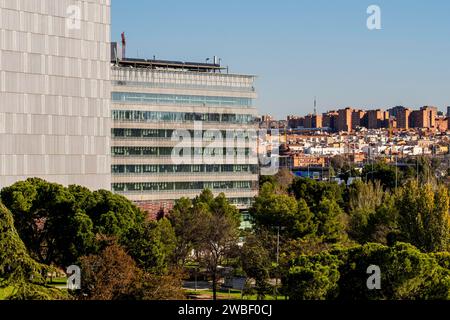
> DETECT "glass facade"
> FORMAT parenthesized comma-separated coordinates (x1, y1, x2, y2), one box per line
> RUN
(112, 181, 256, 193)
(112, 80, 255, 93)
(111, 147, 252, 157)
(112, 128, 252, 140)
(111, 67, 255, 93)
(112, 92, 253, 107)
(112, 110, 255, 124)
(111, 66, 258, 210)
(112, 164, 258, 174)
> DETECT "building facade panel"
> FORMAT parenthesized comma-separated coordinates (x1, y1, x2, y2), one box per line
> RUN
(0, 0, 111, 190)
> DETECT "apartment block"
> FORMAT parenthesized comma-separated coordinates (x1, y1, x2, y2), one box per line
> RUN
(396, 107, 411, 129)
(322, 111, 339, 131)
(304, 114, 322, 129)
(337, 108, 352, 133)
(351, 109, 366, 130)
(367, 109, 388, 129)
(411, 106, 437, 129)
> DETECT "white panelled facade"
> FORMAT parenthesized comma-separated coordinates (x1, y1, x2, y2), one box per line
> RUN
(0, 0, 111, 190)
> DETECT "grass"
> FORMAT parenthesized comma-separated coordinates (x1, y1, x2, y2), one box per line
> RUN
(47, 277, 67, 286)
(0, 286, 14, 300)
(184, 288, 287, 300)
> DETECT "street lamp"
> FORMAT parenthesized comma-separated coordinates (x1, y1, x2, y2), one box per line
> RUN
(274, 226, 285, 300)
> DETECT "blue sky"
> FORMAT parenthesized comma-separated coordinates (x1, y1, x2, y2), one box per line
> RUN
(111, 0, 450, 119)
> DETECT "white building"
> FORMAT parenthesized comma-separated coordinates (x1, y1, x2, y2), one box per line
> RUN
(0, 0, 111, 190)
(305, 146, 345, 155)
(110, 58, 259, 213)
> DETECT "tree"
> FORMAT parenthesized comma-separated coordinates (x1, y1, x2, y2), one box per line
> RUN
(396, 181, 450, 252)
(125, 218, 176, 274)
(241, 233, 272, 299)
(403, 156, 436, 185)
(0, 202, 66, 300)
(315, 198, 347, 243)
(194, 190, 241, 300)
(330, 155, 346, 173)
(336, 243, 450, 300)
(289, 178, 344, 212)
(282, 252, 340, 300)
(347, 181, 397, 244)
(250, 182, 316, 239)
(1, 178, 79, 265)
(362, 161, 398, 190)
(128, 269, 185, 300)
(169, 197, 206, 265)
(0, 178, 145, 267)
(78, 242, 138, 300)
(78, 238, 185, 301)
(87, 189, 145, 239)
(283, 242, 450, 300)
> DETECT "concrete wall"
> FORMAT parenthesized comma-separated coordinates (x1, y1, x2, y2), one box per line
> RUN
(0, 0, 111, 190)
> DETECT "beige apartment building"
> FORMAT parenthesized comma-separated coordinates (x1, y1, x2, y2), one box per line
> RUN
(337, 108, 352, 133)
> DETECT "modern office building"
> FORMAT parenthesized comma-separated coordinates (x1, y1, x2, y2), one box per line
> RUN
(0, 0, 111, 190)
(110, 57, 259, 214)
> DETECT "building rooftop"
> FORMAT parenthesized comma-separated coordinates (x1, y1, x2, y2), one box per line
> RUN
(112, 54, 226, 73)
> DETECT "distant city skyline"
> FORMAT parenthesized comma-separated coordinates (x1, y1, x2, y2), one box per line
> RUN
(268, 104, 449, 120)
(111, 0, 450, 119)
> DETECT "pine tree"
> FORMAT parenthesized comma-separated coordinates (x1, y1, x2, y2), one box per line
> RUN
(0, 202, 65, 300)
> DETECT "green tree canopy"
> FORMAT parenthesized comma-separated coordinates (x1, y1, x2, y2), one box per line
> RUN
(0, 178, 145, 267)
(0, 202, 66, 300)
(250, 182, 316, 239)
(241, 232, 272, 300)
(336, 243, 450, 300)
(347, 181, 397, 244)
(282, 251, 340, 300)
(395, 181, 450, 252)
(289, 178, 344, 212)
(362, 161, 399, 190)
(126, 218, 176, 274)
(283, 242, 450, 300)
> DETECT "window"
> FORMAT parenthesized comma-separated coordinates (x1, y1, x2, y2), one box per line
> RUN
(111, 92, 253, 108)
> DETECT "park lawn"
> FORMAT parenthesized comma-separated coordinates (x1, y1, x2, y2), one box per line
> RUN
(48, 277, 67, 286)
(184, 289, 286, 301)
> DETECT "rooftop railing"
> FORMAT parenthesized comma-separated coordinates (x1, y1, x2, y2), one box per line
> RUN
(112, 80, 256, 93)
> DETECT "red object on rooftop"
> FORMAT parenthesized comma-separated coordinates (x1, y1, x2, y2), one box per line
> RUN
(121, 32, 126, 59)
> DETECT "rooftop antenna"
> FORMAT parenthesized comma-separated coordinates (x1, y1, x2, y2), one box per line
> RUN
(121, 32, 126, 60)
(314, 96, 317, 115)
(113, 45, 118, 65)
